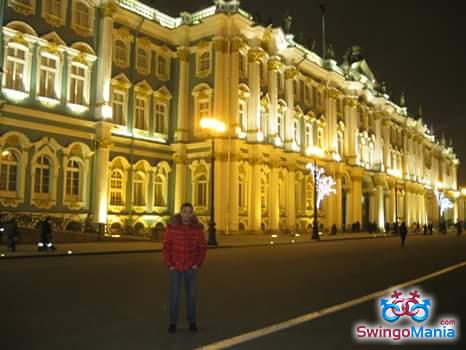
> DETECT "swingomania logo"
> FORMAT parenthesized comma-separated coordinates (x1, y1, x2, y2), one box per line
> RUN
(353, 288, 459, 344)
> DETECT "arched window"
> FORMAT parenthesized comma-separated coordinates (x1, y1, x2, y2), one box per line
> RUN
(195, 175, 207, 207)
(0, 151, 17, 192)
(154, 175, 165, 207)
(133, 173, 145, 206)
(110, 171, 123, 206)
(114, 40, 127, 67)
(65, 160, 80, 200)
(38, 53, 59, 99)
(34, 155, 50, 194)
(239, 101, 247, 132)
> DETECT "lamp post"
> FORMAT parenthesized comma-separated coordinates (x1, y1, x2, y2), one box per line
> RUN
(200, 117, 226, 246)
(312, 159, 319, 240)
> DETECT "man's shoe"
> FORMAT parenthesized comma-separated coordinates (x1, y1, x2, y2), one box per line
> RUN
(189, 323, 198, 332)
(168, 324, 176, 333)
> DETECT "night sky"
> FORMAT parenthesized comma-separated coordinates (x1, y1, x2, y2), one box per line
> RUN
(143, 0, 466, 185)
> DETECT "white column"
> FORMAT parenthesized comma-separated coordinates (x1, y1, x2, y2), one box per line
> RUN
(345, 98, 359, 165)
(249, 156, 262, 232)
(269, 159, 280, 232)
(247, 49, 262, 142)
(95, 3, 116, 120)
(286, 164, 296, 230)
(229, 38, 241, 137)
(377, 185, 385, 231)
(213, 37, 225, 124)
(327, 89, 338, 155)
(229, 152, 239, 233)
(91, 122, 112, 224)
(284, 67, 296, 151)
(268, 58, 280, 143)
(173, 155, 187, 213)
(175, 48, 190, 142)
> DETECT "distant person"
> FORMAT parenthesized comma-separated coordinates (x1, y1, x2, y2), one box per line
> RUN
(356, 221, 361, 233)
(423, 224, 428, 236)
(163, 203, 207, 333)
(456, 221, 463, 236)
(400, 222, 408, 247)
(7, 215, 19, 252)
(0, 215, 5, 246)
(385, 222, 391, 234)
(38, 217, 56, 251)
(428, 223, 434, 235)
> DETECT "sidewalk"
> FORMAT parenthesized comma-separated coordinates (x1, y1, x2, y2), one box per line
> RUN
(0, 232, 399, 259)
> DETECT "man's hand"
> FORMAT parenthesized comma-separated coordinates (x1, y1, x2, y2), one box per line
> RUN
(169, 266, 175, 271)
(192, 265, 198, 269)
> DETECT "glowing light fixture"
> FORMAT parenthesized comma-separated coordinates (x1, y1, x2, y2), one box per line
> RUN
(101, 103, 113, 119)
(200, 117, 226, 133)
(306, 146, 324, 158)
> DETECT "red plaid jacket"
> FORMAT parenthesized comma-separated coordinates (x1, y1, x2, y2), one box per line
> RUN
(163, 223, 207, 272)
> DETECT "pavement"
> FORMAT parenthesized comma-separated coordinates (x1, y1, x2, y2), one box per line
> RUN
(0, 231, 404, 259)
(2, 234, 464, 350)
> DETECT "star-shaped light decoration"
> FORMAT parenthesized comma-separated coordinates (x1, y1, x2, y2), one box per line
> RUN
(434, 190, 454, 216)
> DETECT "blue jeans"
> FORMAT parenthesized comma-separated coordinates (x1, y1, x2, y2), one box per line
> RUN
(169, 269, 197, 325)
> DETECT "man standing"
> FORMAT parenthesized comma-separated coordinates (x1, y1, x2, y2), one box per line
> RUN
(163, 203, 207, 333)
(400, 222, 408, 247)
(38, 217, 56, 251)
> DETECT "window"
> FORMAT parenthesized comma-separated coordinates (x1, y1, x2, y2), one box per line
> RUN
(114, 40, 127, 67)
(0, 152, 17, 193)
(338, 132, 344, 156)
(38, 54, 58, 99)
(199, 101, 210, 120)
(154, 102, 166, 134)
(110, 171, 123, 206)
(198, 51, 210, 76)
(76, 2, 89, 28)
(133, 173, 145, 206)
(112, 90, 126, 126)
(317, 128, 324, 148)
(305, 124, 312, 147)
(239, 53, 245, 77)
(69, 63, 86, 105)
(304, 85, 312, 106)
(154, 175, 165, 207)
(134, 96, 147, 130)
(157, 56, 168, 79)
(294, 80, 300, 101)
(9, 0, 36, 16)
(4, 46, 27, 92)
(34, 155, 50, 194)
(65, 160, 80, 199)
(277, 110, 284, 139)
(195, 175, 207, 207)
(48, 0, 61, 17)
(238, 175, 246, 208)
(305, 178, 313, 210)
(137, 49, 149, 74)
(293, 120, 299, 143)
(260, 178, 267, 210)
(239, 102, 247, 131)
(41, 0, 67, 26)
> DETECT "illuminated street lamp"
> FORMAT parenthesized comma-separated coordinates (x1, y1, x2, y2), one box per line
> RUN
(200, 117, 226, 246)
(306, 160, 336, 240)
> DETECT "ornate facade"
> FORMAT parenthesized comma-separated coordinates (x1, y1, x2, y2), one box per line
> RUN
(0, 0, 461, 235)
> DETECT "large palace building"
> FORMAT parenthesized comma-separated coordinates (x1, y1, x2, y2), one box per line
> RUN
(0, 0, 463, 235)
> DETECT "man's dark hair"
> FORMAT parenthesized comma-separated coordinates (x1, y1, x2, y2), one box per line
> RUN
(180, 202, 193, 211)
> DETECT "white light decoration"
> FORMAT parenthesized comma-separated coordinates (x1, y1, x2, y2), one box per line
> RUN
(200, 117, 226, 133)
(306, 162, 336, 209)
(435, 190, 454, 216)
